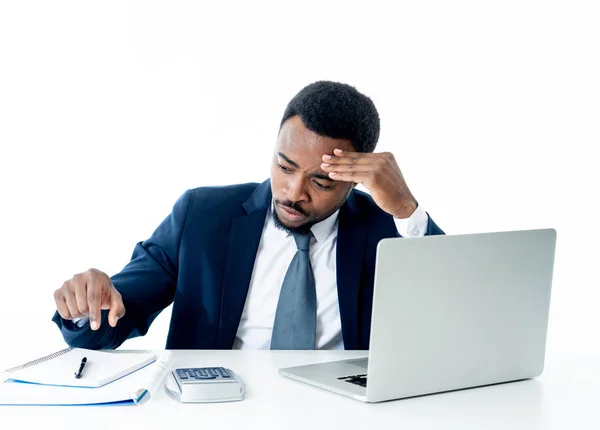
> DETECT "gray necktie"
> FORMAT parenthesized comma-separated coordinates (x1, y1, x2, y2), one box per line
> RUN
(270, 231, 317, 350)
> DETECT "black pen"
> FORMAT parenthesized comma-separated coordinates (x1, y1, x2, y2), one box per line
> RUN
(74, 357, 87, 379)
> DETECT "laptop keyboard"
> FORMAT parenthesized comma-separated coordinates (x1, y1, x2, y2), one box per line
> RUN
(338, 373, 368, 387)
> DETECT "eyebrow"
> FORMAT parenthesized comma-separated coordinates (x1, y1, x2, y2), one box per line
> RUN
(278, 152, 334, 182)
(278, 152, 298, 168)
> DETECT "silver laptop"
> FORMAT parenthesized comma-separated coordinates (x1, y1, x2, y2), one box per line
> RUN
(279, 229, 557, 402)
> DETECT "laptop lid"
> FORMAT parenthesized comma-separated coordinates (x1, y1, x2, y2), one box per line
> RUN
(366, 229, 557, 402)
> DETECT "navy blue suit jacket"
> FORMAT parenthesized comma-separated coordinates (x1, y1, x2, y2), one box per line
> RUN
(53, 180, 444, 350)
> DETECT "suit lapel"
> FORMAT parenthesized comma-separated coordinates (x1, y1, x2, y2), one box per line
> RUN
(336, 192, 368, 350)
(216, 181, 271, 348)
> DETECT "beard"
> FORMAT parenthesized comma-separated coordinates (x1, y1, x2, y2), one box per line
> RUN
(271, 200, 316, 235)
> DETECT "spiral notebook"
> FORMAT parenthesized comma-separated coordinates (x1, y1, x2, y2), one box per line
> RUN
(0, 348, 170, 406)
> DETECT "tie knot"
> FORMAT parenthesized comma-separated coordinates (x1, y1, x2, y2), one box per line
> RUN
(293, 232, 312, 251)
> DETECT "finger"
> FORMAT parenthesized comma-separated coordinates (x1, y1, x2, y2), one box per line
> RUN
(333, 148, 365, 158)
(325, 148, 395, 164)
(322, 151, 371, 165)
(74, 277, 89, 317)
(54, 288, 73, 320)
(321, 162, 373, 174)
(327, 171, 370, 183)
(63, 285, 83, 319)
(107, 290, 125, 327)
(86, 272, 104, 330)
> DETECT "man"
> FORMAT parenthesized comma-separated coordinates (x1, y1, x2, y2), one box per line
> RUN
(52, 81, 444, 350)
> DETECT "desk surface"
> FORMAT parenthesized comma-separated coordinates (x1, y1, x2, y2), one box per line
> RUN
(1, 349, 598, 430)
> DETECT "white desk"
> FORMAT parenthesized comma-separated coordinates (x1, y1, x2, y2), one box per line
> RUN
(1, 349, 598, 430)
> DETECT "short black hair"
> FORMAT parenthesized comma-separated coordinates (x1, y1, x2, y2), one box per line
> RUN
(279, 81, 380, 153)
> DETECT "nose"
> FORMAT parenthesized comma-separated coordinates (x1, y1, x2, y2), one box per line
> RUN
(284, 177, 309, 202)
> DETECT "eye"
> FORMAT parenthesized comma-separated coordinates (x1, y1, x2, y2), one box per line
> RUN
(278, 164, 292, 173)
(313, 180, 332, 190)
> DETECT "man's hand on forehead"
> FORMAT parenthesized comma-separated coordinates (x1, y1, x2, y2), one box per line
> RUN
(320, 148, 418, 219)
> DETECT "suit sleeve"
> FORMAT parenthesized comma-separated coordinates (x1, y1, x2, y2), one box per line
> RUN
(52, 190, 194, 350)
(424, 212, 445, 236)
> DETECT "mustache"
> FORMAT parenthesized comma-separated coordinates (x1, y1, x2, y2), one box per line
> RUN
(274, 199, 309, 217)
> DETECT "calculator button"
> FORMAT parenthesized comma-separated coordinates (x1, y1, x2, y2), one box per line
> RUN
(193, 369, 216, 379)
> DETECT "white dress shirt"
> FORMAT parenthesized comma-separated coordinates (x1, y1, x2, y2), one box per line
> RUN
(232, 204, 428, 350)
(70, 203, 430, 348)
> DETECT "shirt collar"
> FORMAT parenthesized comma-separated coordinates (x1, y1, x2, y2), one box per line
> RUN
(309, 209, 340, 243)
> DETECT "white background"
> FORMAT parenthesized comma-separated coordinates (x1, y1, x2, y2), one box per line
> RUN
(0, 0, 598, 371)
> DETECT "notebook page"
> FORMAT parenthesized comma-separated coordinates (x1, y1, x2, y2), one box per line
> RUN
(0, 351, 172, 406)
(4, 349, 157, 388)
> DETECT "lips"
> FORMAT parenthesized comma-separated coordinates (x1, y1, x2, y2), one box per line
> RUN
(278, 204, 306, 221)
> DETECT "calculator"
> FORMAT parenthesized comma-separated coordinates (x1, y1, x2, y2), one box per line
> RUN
(165, 367, 246, 403)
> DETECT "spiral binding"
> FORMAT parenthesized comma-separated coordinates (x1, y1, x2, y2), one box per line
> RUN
(2, 347, 74, 375)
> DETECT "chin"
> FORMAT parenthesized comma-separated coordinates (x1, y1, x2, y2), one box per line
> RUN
(272, 206, 313, 235)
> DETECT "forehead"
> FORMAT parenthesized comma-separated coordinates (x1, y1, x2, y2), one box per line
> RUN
(277, 116, 354, 159)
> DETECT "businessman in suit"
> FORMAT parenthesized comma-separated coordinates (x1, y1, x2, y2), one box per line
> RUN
(52, 80, 444, 350)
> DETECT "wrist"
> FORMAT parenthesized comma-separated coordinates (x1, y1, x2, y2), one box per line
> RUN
(392, 199, 418, 219)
